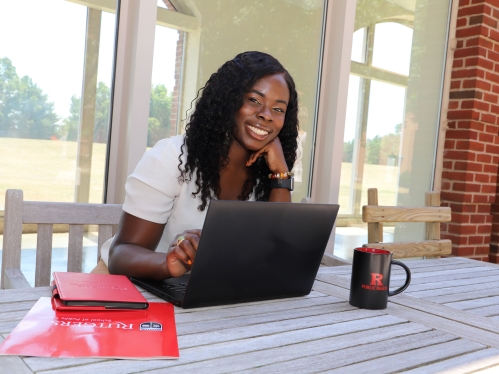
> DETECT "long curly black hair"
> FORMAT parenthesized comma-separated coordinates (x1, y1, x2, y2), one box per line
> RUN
(179, 51, 299, 211)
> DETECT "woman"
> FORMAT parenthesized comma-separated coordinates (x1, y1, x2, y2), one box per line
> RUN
(102, 51, 299, 280)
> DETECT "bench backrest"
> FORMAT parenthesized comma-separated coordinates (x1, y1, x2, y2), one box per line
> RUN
(362, 188, 452, 259)
(1, 189, 122, 289)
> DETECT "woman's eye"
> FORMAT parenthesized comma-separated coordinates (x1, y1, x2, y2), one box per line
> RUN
(274, 107, 284, 113)
(249, 97, 260, 104)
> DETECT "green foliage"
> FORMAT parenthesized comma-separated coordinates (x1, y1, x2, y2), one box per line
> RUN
(94, 82, 111, 143)
(62, 83, 172, 146)
(0, 58, 174, 145)
(343, 139, 354, 162)
(0, 57, 59, 139)
(366, 135, 382, 164)
(61, 95, 81, 141)
(343, 124, 402, 165)
(148, 84, 172, 147)
(60, 82, 110, 143)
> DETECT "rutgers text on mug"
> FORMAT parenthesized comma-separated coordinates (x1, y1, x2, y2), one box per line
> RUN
(349, 247, 411, 310)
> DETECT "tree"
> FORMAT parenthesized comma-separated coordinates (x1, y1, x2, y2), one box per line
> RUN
(343, 140, 354, 162)
(366, 135, 382, 164)
(148, 84, 172, 147)
(61, 95, 80, 141)
(61, 83, 172, 146)
(0, 57, 58, 139)
(60, 82, 110, 143)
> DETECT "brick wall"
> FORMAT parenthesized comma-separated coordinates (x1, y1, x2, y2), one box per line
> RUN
(160, 0, 184, 136)
(441, 0, 499, 262)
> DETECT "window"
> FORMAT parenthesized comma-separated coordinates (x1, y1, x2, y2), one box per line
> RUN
(151, 0, 328, 202)
(335, 0, 452, 260)
(0, 0, 118, 284)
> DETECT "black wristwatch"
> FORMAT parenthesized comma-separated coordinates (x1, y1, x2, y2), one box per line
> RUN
(270, 177, 294, 191)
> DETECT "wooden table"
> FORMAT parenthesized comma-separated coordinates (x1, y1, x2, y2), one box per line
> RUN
(2, 257, 499, 373)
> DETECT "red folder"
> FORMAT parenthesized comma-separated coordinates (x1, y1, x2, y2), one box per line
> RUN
(52, 272, 148, 310)
(0, 297, 179, 359)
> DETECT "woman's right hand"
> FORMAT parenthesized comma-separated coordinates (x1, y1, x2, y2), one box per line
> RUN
(166, 229, 202, 277)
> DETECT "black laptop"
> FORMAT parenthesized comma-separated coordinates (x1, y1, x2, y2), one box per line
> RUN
(130, 200, 339, 309)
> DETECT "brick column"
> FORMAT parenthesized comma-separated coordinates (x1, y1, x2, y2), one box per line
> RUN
(441, 0, 499, 262)
(169, 31, 185, 136)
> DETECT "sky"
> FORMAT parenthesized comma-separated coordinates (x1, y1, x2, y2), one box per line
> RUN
(0, 0, 178, 121)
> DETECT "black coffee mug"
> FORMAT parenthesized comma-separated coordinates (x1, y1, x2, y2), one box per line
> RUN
(349, 247, 411, 310)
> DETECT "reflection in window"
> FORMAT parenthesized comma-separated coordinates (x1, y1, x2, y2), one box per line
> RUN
(0, 0, 117, 207)
(148, 0, 327, 203)
(351, 28, 367, 63)
(0, 0, 118, 285)
(372, 22, 413, 76)
(335, 0, 451, 261)
(148, 24, 182, 147)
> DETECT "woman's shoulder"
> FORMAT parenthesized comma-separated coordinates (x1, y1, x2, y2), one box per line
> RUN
(133, 134, 186, 175)
(151, 134, 185, 155)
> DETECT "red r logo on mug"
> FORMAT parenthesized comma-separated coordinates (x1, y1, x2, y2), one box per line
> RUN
(370, 273, 384, 286)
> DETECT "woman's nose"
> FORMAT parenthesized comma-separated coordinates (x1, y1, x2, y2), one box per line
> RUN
(257, 106, 272, 121)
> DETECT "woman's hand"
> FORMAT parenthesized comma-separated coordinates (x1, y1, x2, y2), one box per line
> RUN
(246, 137, 288, 173)
(166, 229, 202, 277)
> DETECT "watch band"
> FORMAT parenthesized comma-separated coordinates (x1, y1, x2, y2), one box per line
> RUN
(270, 177, 294, 191)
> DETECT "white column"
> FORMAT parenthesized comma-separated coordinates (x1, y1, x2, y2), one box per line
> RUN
(105, 0, 157, 204)
(311, 0, 356, 257)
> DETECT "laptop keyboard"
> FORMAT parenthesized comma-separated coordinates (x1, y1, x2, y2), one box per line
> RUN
(162, 282, 187, 295)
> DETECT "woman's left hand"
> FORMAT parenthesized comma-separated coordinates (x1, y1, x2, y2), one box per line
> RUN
(246, 137, 288, 173)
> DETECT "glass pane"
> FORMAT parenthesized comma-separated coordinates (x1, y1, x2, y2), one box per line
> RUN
(0, 0, 117, 206)
(372, 22, 413, 76)
(335, 0, 451, 259)
(0, 0, 117, 284)
(351, 28, 367, 63)
(148, 24, 182, 147)
(162, 0, 326, 203)
(362, 80, 405, 208)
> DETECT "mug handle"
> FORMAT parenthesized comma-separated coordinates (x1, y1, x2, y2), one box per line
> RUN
(388, 260, 411, 296)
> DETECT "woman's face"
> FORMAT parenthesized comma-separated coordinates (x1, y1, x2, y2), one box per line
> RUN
(233, 74, 290, 153)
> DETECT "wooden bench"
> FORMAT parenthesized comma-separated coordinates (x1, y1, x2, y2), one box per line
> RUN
(1, 189, 122, 289)
(362, 188, 452, 259)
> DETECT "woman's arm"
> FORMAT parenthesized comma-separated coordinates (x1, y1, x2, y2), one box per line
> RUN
(108, 212, 200, 280)
(246, 137, 292, 203)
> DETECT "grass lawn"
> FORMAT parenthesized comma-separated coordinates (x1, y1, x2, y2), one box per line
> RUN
(0, 137, 107, 209)
(339, 162, 399, 215)
(0, 138, 400, 217)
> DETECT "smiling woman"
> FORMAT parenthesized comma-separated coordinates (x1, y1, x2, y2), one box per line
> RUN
(102, 51, 299, 280)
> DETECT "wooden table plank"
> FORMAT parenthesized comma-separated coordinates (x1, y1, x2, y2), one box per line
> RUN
(235, 331, 462, 374)
(424, 287, 499, 304)
(403, 348, 499, 374)
(445, 295, 499, 311)
(313, 277, 499, 348)
(464, 304, 499, 318)
(0, 336, 32, 374)
(0, 287, 51, 303)
(406, 274, 499, 295)
(178, 302, 356, 336)
(324, 339, 486, 374)
(36, 316, 408, 374)
(175, 295, 342, 324)
(179, 308, 385, 349)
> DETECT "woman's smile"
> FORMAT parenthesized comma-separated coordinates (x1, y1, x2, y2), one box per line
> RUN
(246, 124, 270, 139)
